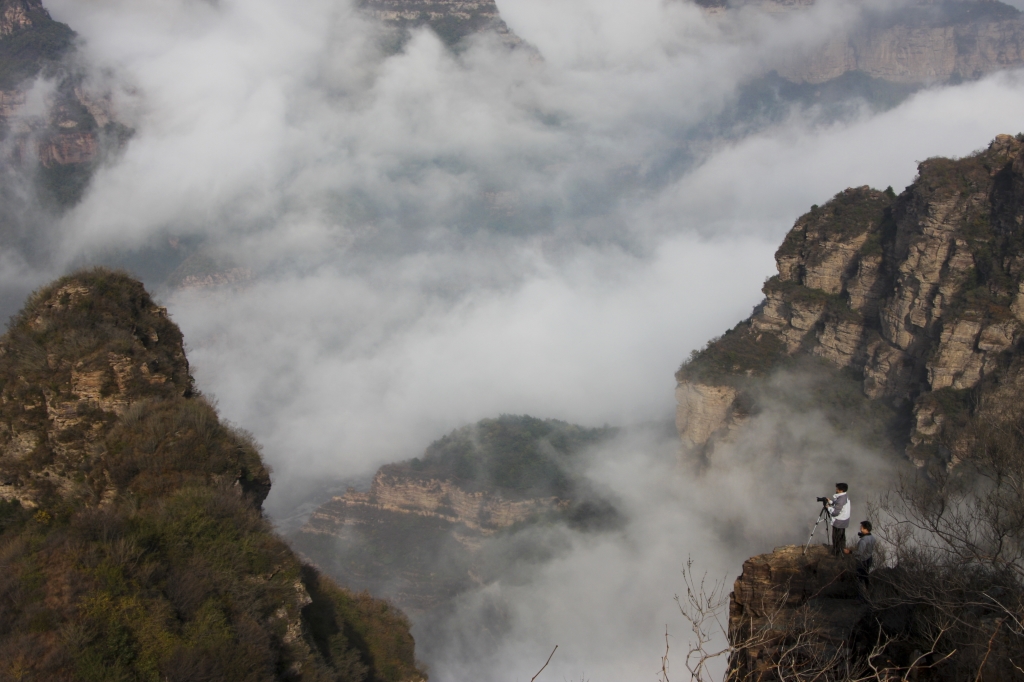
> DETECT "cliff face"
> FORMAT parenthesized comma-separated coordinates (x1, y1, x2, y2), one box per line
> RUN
(308, 469, 568, 536)
(677, 134, 1024, 467)
(782, 2, 1024, 85)
(706, 0, 1024, 89)
(360, 0, 522, 48)
(0, 269, 425, 682)
(729, 545, 868, 680)
(0, 0, 129, 209)
(294, 415, 618, 613)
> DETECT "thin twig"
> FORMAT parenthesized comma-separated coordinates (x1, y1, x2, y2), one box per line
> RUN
(973, 619, 1003, 682)
(531, 645, 558, 682)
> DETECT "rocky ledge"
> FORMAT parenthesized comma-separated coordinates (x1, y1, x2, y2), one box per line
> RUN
(729, 545, 867, 680)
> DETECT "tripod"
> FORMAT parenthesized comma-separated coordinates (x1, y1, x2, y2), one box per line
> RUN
(802, 500, 832, 555)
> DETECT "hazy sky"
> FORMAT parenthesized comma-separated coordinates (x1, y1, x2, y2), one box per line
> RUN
(14, 0, 1024, 678)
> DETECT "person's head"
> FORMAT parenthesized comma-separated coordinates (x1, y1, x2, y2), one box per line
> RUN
(860, 520, 872, 534)
(835, 482, 848, 494)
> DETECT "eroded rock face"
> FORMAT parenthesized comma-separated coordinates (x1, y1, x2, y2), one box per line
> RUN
(306, 469, 567, 537)
(705, 0, 1024, 88)
(0, 0, 35, 36)
(677, 134, 1024, 466)
(0, 0, 127, 195)
(361, 0, 522, 47)
(299, 469, 571, 612)
(729, 545, 867, 679)
(0, 271, 273, 509)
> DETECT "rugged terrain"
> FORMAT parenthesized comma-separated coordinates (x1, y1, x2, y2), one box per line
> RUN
(293, 415, 618, 614)
(0, 269, 425, 682)
(727, 546, 868, 680)
(684, 135, 1024, 677)
(0, 0, 127, 208)
(701, 0, 1024, 117)
(359, 0, 521, 48)
(677, 133, 1024, 469)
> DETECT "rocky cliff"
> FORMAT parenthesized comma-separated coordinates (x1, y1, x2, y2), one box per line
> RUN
(0, 0, 128, 209)
(728, 542, 1022, 679)
(293, 415, 618, 613)
(360, 0, 522, 48)
(706, 0, 1024, 93)
(677, 133, 1024, 468)
(0, 269, 425, 682)
(728, 545, 869, 680)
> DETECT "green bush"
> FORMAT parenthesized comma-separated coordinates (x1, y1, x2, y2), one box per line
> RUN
(0, 270, 426, 682)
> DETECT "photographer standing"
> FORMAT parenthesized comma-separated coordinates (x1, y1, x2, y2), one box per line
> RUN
(828, 483, 850, 556)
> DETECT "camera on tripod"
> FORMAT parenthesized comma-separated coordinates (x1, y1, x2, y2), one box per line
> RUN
(804, 497, 834, 554)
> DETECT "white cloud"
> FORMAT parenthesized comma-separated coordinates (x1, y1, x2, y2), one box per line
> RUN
(5, 0, 1023, 677)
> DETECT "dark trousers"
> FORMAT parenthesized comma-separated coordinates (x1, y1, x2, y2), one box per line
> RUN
(832, 526, 846, 555)
(856, 558, 873, 588)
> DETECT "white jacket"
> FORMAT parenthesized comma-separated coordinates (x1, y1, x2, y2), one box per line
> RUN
(830, 492, 851, 529)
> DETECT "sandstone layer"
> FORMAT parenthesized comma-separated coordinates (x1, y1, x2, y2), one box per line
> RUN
(306, 470, 567, 538)
(294, 415, 617, 613)
(677, 134, 1024, 467)
(703, 0, 1024, 89)
(360, 0, 522, 47)
(729, 545, 867, 679)
(0, 0, 126, 196)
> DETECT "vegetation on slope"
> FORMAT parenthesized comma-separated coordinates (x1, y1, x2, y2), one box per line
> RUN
(0, 0, 75, 90)
(390, 415, 616, 498)
(0, 269, 424, 682)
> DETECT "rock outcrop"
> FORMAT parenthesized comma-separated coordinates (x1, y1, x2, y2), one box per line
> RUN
(0, 269, 426, 682)
(704, 0, 1024, 90)
(0, 0, 128, 209)
(677, 134, 1024, 467)
(293, 415, 618, 613)
(307, 469, 568, 537)
(0, 275, 201, 508)
(360, 0, 522, 48)
(729, 545, 868, 680)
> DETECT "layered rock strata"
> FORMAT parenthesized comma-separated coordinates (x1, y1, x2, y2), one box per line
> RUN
(306, 470, 567, 537)
(0, 0, 126, 203)
(298, 464, 571, 612)
(703, 0, 1024, 89)
(294, 415, 617, 613)
(729, 545, 867, 680)
(360, 0, 522, 47)
(677, 134, 1024, 466)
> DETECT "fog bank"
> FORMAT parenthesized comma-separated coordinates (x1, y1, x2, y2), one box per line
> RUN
(3, 0, 1023, 677)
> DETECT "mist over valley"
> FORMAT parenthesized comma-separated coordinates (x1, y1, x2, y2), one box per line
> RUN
(2, 0, 1024, 679)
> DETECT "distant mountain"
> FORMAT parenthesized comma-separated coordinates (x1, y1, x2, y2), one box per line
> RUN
(360, 0, 523, 48)
(0, 0, 129, 222)
(0, 269, 425, 682)
(705, 0, 1024, 123)
(292, 415, 620, 614)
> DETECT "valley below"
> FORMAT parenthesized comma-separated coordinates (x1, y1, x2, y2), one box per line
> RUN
(1, 0, 1024, 679)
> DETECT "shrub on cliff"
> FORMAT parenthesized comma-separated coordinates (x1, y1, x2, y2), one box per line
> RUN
(393, 414, 616, 499)
(0, 268, 426, 682)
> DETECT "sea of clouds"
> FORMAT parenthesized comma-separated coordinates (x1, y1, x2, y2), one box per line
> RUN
(7, 0, 1024, 677)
